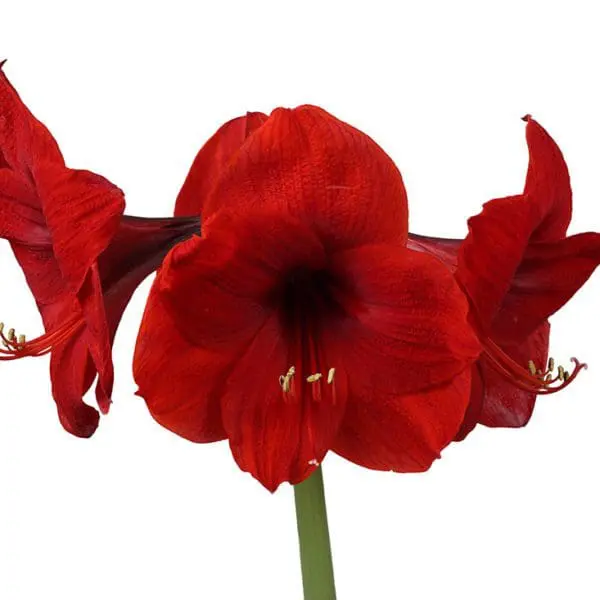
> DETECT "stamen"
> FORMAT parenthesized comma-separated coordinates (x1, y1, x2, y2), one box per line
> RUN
(0, 315, 84, 361)
(482, 336, 587, 395)
(306, 373, 322, 383)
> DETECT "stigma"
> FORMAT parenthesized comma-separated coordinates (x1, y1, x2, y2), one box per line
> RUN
(0, 316, 85, 361)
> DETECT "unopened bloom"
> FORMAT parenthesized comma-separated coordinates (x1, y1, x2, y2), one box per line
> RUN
(408, 116, 600, 438)
(0, 65, 199, 436)
(134, 106, 481, 491)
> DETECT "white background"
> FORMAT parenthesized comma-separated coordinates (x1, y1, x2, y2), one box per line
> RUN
(1, 2, 599, 599)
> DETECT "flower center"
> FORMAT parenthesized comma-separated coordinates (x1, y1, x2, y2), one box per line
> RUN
(480, 335, 586, 395)
(0, 315, 85, 361)
(272, 267, 342, 403)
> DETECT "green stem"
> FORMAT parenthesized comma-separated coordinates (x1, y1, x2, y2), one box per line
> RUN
(294, 466, 337, 600)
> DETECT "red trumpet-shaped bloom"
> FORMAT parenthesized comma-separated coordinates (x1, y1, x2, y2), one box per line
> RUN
(408, 116, 600, 438)
(0, 65, 199, 436)
(134, 106, 481, 491)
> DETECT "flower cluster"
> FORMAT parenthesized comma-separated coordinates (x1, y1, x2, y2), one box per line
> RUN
(2, 66, 599, 491)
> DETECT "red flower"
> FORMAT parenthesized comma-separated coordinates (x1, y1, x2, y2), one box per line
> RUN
(134, 106, 481, 491)
(0, 65, 199, 436)
(408, 116, 600, 438)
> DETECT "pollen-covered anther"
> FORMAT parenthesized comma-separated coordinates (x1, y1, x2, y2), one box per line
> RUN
(327, 367, 335, 384)
(306, 373, 323, 383)
(0, 322, 25, 351)
(279, 366, 296, 393)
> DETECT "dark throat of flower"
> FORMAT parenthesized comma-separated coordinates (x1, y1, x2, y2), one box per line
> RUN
(273, 266, 341, 416)
(481, 335, 587, 395)
(0, 315, 84, 360)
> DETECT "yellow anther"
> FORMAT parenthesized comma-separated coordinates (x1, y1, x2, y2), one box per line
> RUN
(327, 368, 336, 384)
(7, 328, 15, 341)
(279, 366, 296, 393)
(0, 322, 4, 334)
(548, 357, 555, 372)
(17, 334, 25, 346)
(528, 360, 537, 376)
(564, 371, 570, 381)
(558, 365, 565, 381)
(306, 373, 322, 383)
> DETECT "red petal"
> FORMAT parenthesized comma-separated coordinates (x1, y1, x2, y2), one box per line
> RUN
(35, 165, 125, 293)
(0, 170, 47, 243)
(175, 112, 268, 217)
(478, 321, 550, 427)
(0, 69, 64, 172)
(50, 332, 100, 438)
(10, 243, 68, 316)
(221, 313, 347, 492)
(10, 243, 99, 434)
(333, 368, 471, 472)
(204, 105, 408, 249)
(492, 232, 600, 342)
(134, 283, 226, 443)
(523, 116, 572, 242)
(457, 118, 573, 331)
(457, 194, 537, 331)
(328, 244, 480, 394)
(1, 71, 125, 293)
(159, 209, 324, 349)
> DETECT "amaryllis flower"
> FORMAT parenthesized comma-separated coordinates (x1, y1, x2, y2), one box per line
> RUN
(408, 116, 600, 439)
(0, 65, 199, 436)
(134, 106, 481, 491)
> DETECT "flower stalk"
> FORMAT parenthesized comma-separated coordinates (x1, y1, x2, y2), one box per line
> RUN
(294, 466, 337, 600)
